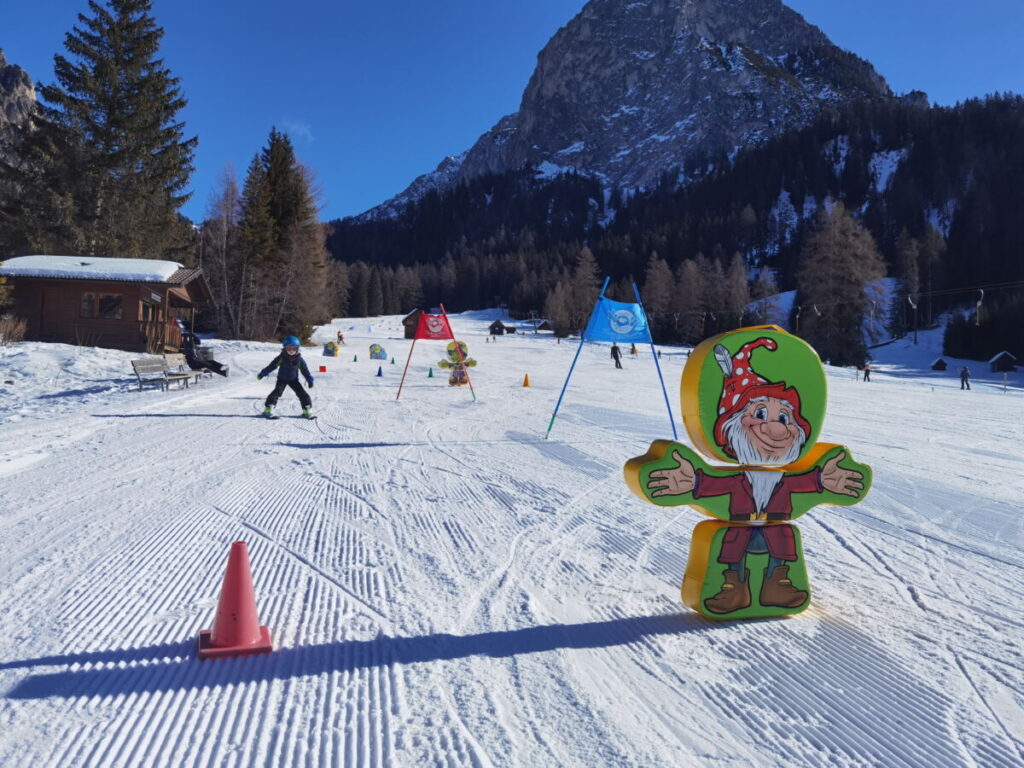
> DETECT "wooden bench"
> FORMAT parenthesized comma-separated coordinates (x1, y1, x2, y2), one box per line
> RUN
(164, 352, 211, 384)
(131, 358, 193, 391)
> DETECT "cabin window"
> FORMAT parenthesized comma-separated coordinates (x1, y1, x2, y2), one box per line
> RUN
(80, 292, 96, 318)
(140, 301, 156, 322)
(98, 294, 123, 320)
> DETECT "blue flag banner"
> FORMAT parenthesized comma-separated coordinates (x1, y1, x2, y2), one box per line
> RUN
(583, 298, 652, 343)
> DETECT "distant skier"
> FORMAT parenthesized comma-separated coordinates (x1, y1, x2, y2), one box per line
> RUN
(611, 343, 623, 369)
(336, 331, 345, 346)
(630, 343, 638, 357)
(862, 363, 871, 382)
(960, 366, 971, 390)
(258, 336, 314, 418)
(182, 333, 228, 377)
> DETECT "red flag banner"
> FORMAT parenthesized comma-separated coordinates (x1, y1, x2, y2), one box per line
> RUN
(414, 313, 453, 340)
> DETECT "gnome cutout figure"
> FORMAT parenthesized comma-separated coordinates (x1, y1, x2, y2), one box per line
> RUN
(438, 341, 477, 386)
(625, 326, 872, 620)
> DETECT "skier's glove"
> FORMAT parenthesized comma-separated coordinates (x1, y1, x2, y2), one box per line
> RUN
(307, 379, 314, 388)
(257, 374, 264, 380)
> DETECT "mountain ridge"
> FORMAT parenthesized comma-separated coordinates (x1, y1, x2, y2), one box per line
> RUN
(357, 0, 892, 221)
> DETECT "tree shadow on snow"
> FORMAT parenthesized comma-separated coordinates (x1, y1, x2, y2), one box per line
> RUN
(93, 414, 259, 419)
(6, 611, 718, 700)
(38, 383, 124, 398)
(280, 442, 417, 449)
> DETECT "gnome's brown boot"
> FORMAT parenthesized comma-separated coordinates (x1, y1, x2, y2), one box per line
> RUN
(704, 569, 751, 614)
(759, 566, 808, 608)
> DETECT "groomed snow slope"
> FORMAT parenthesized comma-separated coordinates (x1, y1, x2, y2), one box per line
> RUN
(1, 313, 1022, 767)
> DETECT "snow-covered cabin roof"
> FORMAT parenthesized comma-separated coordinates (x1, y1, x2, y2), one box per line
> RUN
(0, 255, 185, 283)
(988, 350, 1018, 363)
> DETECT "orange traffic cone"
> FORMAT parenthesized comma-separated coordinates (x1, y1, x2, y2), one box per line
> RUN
(198, 541, 272, 660)
(522, 374, 530, 387)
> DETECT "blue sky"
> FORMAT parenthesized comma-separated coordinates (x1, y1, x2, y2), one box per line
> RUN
(3, 0, 1022, 222)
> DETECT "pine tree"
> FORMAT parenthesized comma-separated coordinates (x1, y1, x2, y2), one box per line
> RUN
(201, 166, 241, 336)
(675, 260, 704, 343)
(543, 279, 572, 336)
(236, 155, 276, 338)
(750, 267, 779, 323)
(329, 260, 351, 318)
(893, 228, 919, 336)
(641, 251, 674, 340)
(13, 0, 196, 257)
(796, 203, 886, 366)
(367, 268, 384, 316)
(919, 225, 946, 326)
(347, 262, 370, 317)
(723, 252, 750, 328)
(570, 246, 601, 326)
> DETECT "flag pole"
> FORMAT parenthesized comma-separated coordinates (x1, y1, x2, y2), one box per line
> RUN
(546, 277, 609, 439)
(440, 303, 476, 401)
(632, 281, 678, 440)
(395, 337, 418, 401)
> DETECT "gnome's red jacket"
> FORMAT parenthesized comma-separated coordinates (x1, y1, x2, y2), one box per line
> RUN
(692, 468, 823, 562)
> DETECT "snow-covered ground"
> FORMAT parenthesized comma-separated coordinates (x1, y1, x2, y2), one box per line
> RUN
(1, 312, 1022, 767)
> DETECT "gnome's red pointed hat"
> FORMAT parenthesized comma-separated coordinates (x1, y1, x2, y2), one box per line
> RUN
(713, 337, 812, 458)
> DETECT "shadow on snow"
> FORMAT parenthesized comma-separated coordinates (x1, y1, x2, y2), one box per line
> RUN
(6, 611, 714, 700)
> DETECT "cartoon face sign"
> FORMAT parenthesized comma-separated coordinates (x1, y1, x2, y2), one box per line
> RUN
(609, 309, 639, 335)
(681, 326, 827, 466)
(369, 343, 388, 360)
(426, 316, 445, 335)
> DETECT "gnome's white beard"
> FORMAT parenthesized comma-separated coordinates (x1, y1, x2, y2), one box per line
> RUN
(723, 406, 807, 514)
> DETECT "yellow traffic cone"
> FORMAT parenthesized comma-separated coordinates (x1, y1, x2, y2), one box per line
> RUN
(523, 374, 530, 387)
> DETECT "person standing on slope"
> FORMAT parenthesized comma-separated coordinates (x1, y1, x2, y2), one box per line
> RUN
(611, 343, 623, 369)
(960, 366, 971, 390)
(258, 336, 314, 418)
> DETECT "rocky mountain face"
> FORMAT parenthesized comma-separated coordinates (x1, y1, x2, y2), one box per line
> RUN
(0, 50, 35, 144)
(362, 0, 891, 220)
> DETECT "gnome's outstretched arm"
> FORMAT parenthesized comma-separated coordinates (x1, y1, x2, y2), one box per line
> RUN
(647, 450, 696, 497)
(821, 451, 865, 497)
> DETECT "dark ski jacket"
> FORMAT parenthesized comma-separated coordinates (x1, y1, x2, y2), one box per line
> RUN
(182, 335, 203, 367)
(261, 352, 313, 385)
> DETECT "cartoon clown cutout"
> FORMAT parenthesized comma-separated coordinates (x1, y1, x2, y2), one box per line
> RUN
(625, 325, 872, 620)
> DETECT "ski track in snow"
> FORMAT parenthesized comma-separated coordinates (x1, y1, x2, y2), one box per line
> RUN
(1, 315, 1022, 767)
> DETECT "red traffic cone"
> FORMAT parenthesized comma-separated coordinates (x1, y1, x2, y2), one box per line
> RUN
(198, 541, 272, 660)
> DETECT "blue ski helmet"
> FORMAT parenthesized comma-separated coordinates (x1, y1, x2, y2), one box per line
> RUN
(282, 335, 301, 348)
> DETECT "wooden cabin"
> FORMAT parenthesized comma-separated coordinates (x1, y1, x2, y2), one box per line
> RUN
(488, 320, 507, 336)
(989, 350, 1018, 373)
(0, 255, 212, 353)
(931, 358, 947, 371)
(402, 309, 422, 339)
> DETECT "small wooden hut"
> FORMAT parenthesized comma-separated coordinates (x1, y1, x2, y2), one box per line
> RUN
(989, 351, 1018, 373)
(0, 255, 211, 353)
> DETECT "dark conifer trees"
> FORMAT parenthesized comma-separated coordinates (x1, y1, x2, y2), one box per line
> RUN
(4, 0, 196, 258)
(796, 203, 887, 366)
(203, 130, 329, 339)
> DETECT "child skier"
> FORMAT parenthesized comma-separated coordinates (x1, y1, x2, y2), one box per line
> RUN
(258, 336, 315, 418)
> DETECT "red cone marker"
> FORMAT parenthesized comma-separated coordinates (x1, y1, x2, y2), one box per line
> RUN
(198, 541, 273, 660)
